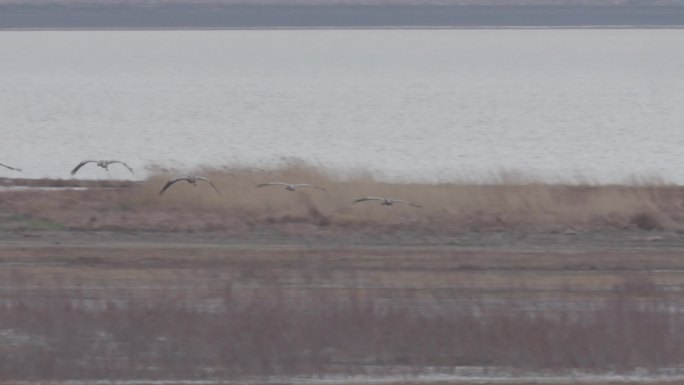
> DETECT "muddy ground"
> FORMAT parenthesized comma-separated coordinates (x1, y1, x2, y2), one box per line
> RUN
(2, 227, 684, 301)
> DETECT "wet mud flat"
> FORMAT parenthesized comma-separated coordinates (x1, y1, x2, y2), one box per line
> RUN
(2, 229, 684, 384)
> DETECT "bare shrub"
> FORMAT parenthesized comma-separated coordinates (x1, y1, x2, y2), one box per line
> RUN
(630, 212, 664, 230)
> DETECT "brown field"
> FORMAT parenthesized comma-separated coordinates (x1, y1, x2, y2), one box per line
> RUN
(3, 165, 684, 384)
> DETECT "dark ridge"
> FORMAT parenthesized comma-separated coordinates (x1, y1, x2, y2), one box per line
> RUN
(1, 4, 683, 29)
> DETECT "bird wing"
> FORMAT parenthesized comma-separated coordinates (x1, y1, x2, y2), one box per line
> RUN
(295, 184, 327, 192)
(109, 161, 134, 174)
(354, 197, 384, 203)
(158, 178, 187, 195)
(71, 160, 96, 175)
(0, 162, 21, 171)
(394, 199, 423, 208)
(197, 177, 221, 195)
(257, 182, 289, 188)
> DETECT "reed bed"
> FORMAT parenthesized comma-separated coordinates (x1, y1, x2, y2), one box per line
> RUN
(2, 162, 684, 232)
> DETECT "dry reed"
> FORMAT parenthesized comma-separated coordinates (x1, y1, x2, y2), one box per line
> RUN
(3, 162, 684, 233)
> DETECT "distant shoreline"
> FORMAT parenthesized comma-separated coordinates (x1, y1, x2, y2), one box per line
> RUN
(1, 4, 683, 29)
(2, 26, 684, 31)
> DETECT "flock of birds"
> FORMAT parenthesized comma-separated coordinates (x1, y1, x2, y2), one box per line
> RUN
(1, 159, 424, 208)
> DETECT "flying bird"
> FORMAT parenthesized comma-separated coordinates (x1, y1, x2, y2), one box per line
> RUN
(0, 162, 21, 172)
(159, 176, 221, 196)
(257, 182, 326, 192)
(71, 160, 134, 175)
(354, 197, 423, 208)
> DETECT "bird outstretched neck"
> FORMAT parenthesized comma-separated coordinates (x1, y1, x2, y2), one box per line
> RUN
(257, 182, 326, 192)
(354, 196, 423, 208)
(71, 160, 134, 176)
(159, 176, 221, 196)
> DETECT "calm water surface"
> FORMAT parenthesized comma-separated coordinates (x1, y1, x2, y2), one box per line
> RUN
(1, 30, 683, 182)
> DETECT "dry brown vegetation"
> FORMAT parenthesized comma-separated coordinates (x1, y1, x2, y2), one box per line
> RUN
(1, 267, 684, 382)
(0, 232, 684, 383)
(2, 162, 684, 234)
(4, 164, 684, 383)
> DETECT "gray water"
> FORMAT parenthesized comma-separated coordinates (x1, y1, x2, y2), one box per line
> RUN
(1, 29, 683, 182)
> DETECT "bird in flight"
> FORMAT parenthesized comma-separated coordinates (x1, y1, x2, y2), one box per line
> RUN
(159, 176, 221, 196)
(0, 162, 21, 172)
(71, 160, 134, 175)
(257, 182, 326, 192)
(354, 197, 423, 208)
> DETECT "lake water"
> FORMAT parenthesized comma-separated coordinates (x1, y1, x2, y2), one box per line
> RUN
(1, 29, 683, 183)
